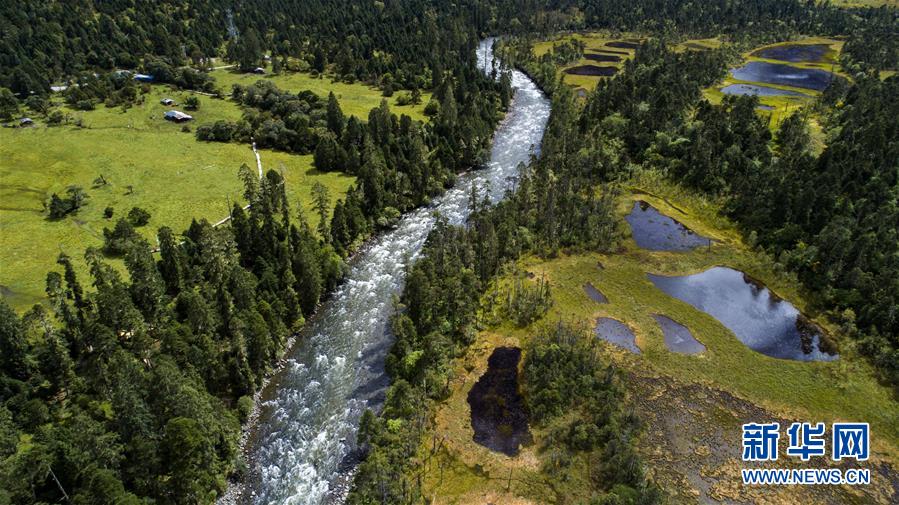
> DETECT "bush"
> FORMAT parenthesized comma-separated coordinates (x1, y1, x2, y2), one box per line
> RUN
(237, 396, 254, 423)
(75, 99, 95, 111)
(47, 186, 87, 219)
(47, 110, 64, 126)
(394, 91, 412, 106)
(184, 95, 200, 110)
(103, 218, 140, 255)
(423, 99, 440, 117)
(127, 207, 151, 227)
(104, 206, 114, 219)
(381, 83, 394, 97)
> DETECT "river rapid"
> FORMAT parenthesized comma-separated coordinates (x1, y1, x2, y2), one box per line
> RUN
(230, 38, 551, 505)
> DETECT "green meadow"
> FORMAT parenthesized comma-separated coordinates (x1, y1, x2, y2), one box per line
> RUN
(209, 66, 432, 121)
(0, 85, 354, 310)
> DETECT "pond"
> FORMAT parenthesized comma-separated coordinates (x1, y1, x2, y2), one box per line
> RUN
(625, 201, 711, 251)
(607, 41, 641, 50)
(653, 314, 705, 354)
(595, 317, 640, 354)
(648, 267, 838, 361)
(752, 44, 831, 63)
(565, 65, 618, 76)
(583, 282, 609, 303)
(585, 53, 621, 63)
(600, 48, 631, 55)
(729, 61, 841, 92)
(721, 83, 810, 98)
(467, 347, 532, 456)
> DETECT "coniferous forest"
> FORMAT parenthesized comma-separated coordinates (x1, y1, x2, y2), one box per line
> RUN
(1, 0, 897, 504)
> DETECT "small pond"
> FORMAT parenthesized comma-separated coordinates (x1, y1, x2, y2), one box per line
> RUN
(729, 61, 841, 92)
(565, 65, 618, 76)
(595, 317, 640, 354)
(721, 83, 810, 98)
(756, 105, 775, 111)
(648, 267, 838, 361)
(600, 48, 630, 55)
(585, 53, 621, 63)
(752, 44, 831, 63)
(467, 347, 531, 456)
(583, 282, 609, 303)
(625, 201, 710, 251)
(607, 40, 641, 50)
(653, 314, 705, 354)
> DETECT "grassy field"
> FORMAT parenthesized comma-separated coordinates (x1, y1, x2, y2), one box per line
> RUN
(531, 32, 638, 93)
(0, 85, 354, 311)
(209, 66, 432, 121)
(703, 37, 847, 129)
(417, 173, 899, 504)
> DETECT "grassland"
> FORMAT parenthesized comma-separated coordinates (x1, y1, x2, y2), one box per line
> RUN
(209, 66, 432, 121)
(416, 173, 899, 504)
(0, 85, 354, 310)
(531, 32, 638, 93)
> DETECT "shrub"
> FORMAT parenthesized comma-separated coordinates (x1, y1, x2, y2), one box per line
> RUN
(127, 207, 151, 227)
(423, 99, 440, 117)
(394, 91, 412, 106)
(104, 206, 114, 219)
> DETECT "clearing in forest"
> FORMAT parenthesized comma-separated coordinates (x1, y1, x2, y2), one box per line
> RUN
(0, 85, 354, 310)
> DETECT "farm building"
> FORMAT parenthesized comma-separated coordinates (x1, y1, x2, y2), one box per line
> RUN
(163, 110, 193, 122)
(20, 118, 34, 126)
(160, 98, 175, 106)
(253, 67, 266, 74)
(133, 73, 155, 83)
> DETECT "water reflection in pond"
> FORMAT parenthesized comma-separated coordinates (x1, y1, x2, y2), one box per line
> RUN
(653, 314, 706, 354)
(595, 317, 640, 354)
(721, 83, 810, 98)
(752, 44, 831, 63)
(625, 201, 710, 251)
(467, 347, 531, 456)
(729, 61, 840, 92)
(648, 267, 838, 361)
(583, 282, 609, 303)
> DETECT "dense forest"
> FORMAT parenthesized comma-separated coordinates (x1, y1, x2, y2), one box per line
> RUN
(2, 0, 895, 98)
(1, 0, 897, 503)
(0, 2, 513, 502)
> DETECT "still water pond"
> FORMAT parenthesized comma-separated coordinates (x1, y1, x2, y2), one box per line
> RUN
(721, 83, 810, 98)
(625, 201, 710, 251)
(729, 61, 840, 92)
(648, 267, 837, 361)
(583, 282, 609, 303)
(752, 44, 831, 63)
(467, 347, 531, 456)
(595, 317, 640, 354)
(653, 314, 705, 354)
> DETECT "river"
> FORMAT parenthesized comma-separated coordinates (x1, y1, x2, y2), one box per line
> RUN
(231, 38, 551, 505)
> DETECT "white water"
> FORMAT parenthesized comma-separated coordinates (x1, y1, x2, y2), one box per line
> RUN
(235, 38, 550, 505)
